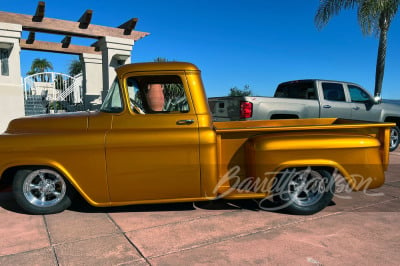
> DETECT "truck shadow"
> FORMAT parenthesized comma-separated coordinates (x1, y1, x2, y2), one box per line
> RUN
(0, 191, 335, 215)
(68, 196, 263, 214)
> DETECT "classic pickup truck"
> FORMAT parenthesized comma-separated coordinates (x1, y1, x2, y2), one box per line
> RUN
(0, 63, 393, 215)
(209, 79, 400, 151)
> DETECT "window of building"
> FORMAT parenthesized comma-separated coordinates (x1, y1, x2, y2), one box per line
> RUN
(0, 48, 10, 76)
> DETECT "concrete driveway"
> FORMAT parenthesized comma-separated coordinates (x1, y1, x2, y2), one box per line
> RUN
(0, 153, 399, 265)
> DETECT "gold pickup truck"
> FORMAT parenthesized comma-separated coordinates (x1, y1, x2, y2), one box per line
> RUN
(0, 62, 393, 215)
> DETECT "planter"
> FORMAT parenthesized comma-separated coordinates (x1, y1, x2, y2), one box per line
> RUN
(146, 84, 164, 111)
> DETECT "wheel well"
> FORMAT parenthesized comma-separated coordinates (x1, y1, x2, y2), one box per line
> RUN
(274, 166, 337, 180)
(1, 166, 67, 187)
(0, 167, 21, 186)
(384, 117, 400, 127)
(270, 114, 299, 120)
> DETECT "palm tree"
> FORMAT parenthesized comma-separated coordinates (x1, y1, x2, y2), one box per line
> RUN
(27, 58, 54, 82)
(315, 0, 399, 97)
(68, 59, 82, 76)
(27, 58, 53, 75)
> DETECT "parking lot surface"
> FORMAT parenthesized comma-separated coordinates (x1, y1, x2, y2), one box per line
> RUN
(0, 152, 399, 265)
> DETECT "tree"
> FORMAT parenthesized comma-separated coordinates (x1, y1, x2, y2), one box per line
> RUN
(27, 58, 54, 82)
(315, 0, 399, 97)
(68, 59, 82, 76)
(228, 85, 252, 96)
(154, 57, 168, 62)
(27, 58, 53, 75)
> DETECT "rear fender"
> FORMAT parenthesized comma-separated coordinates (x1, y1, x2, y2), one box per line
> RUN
(271, 159, 354, 188)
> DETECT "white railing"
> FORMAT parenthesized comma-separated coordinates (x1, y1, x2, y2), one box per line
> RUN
(23, 72, 82, 104)
(57, 73, 83, 103)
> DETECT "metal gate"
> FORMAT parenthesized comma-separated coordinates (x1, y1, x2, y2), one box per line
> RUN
(23, 72, 83, 115)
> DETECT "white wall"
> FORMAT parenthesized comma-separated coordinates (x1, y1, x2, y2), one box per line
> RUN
(0, 23, 24, 132)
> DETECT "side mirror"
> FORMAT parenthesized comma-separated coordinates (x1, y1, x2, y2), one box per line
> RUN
(373, 95, 382, 104)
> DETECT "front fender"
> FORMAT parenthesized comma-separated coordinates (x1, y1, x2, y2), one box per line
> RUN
(0, 157, 110, 207)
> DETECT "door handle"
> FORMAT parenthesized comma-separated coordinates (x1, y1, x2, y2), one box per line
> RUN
(176, 119, 194, 125)
(323, 105, 331, 109)
(353, 106, 360, 110)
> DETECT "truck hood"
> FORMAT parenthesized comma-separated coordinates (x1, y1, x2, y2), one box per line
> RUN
(5, 112, 90, 134)
(381, 100, 400, 115)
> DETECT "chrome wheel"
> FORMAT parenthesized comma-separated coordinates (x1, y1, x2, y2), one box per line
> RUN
(287, 168, 326, 207)
(273, 168, 334, 215)
(390, 127, 399, 151)
(22, 169, 66, 207)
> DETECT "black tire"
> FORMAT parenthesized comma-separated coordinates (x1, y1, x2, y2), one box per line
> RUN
(272, 168, 335, 215)
(389, 126, 400, 152)
(13, 168, 74, 214)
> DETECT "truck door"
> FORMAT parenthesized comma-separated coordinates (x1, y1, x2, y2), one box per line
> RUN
(347, 84, 381, 122)
(319, 82, 352, 119)
(104, 74, 201, 203)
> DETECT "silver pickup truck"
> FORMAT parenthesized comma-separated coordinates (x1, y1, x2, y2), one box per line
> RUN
(209, 79, 400, 151)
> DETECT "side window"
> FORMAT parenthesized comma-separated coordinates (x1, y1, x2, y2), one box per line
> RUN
(126, 75, 189, 114)
(275, 82, 317, 100)
(100, 78, 123, 113)
(322, 83, 346, 102)
(348, 85, 371, 103)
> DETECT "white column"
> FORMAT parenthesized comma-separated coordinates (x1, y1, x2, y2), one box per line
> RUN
(80, 53, 103, 109)
(0, 22, 24, 132)
(98, 36, 134, 99)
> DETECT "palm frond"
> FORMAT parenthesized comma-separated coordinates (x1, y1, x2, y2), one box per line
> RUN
(358, 0, 399, 36)
(315, 0, 358, 29)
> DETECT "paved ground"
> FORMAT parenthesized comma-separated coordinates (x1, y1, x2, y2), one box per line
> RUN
(0, 152, 399, 265)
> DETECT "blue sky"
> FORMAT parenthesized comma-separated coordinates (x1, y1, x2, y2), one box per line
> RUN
(3, 0, 400, 98)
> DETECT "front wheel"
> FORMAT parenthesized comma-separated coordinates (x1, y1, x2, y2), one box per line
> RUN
(389, 126, 400, 152)
(13, 168, 74, 214)
(273, 168, 335, 215)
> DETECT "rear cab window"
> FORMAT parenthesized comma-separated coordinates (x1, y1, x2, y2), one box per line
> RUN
(275, 81, 317, 100)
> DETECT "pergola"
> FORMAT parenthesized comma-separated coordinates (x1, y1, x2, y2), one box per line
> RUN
(0, 1, 150, 131)
(0, 1, 148, 54)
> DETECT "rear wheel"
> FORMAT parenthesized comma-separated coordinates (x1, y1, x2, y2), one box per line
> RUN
(273, 168, 334, 215)
(13, 168, 74, 214)
(389, 126, 400, 152)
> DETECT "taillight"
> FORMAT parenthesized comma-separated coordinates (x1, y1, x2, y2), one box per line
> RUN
(240, 101, 253, 119)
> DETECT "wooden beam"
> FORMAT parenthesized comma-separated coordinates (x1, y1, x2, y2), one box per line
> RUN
(118, 18, 138, 35)
(27, 31, 35, 44)
(0, 11, 149, 40)
(20, 39, 102, 55)
(78, 9, 92, 29)
(32, 1, 45, 22)
(91, 40, 100, 51)
(61, 36, 71, 48)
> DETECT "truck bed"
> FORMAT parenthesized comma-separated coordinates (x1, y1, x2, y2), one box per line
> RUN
(213, 118, 393, 196)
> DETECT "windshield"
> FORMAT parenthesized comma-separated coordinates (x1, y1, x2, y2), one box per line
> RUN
(100, 78, 123, 113)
